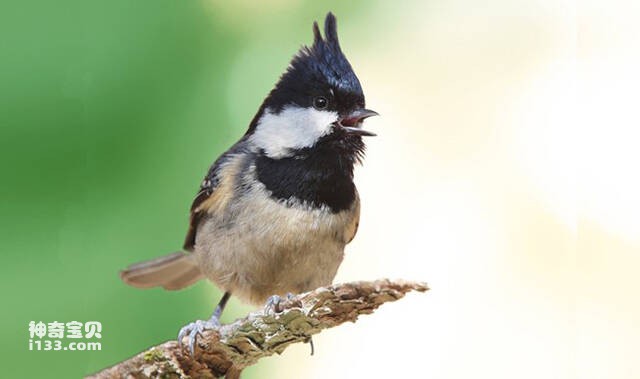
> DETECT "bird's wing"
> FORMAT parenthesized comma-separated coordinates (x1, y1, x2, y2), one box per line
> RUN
(345, 191, 361, 244)
(183, 142, 249, 252)
(183, 187, 213, 252)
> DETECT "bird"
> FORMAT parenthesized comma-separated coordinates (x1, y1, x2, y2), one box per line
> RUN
(120, 12, 378, 355)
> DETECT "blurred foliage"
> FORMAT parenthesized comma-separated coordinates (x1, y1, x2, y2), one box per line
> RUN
(0, 0, 364, 377)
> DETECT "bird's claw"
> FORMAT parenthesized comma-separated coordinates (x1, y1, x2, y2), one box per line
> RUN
(264, 293, 294, 315)
(177, 318, 221, 356)
(264, 295, 283, 315)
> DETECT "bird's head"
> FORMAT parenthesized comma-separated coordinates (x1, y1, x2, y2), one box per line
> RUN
(246, 12, 377, 160)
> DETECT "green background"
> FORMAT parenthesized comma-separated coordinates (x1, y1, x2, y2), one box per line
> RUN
(0, 1, 366, 377)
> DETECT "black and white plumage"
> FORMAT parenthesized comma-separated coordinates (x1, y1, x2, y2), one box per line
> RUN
(120, 12, 378, 355)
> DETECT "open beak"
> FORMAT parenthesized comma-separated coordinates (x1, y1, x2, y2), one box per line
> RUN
(338, 108, 379, 137)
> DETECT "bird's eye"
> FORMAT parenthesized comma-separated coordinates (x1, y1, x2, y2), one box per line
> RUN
(313, 96, 328, 110)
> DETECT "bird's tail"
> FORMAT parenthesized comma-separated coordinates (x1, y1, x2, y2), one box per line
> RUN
(120, 252, 203, 290)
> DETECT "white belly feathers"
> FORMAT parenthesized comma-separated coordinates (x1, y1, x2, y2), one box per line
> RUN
(193, 165, 359, 305)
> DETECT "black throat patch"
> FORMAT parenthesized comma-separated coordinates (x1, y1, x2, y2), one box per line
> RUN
(254, 135, 363, 213)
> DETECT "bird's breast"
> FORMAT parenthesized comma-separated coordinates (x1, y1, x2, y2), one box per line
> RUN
(194, 173, 360, 305)
(254, 148, 358, 213)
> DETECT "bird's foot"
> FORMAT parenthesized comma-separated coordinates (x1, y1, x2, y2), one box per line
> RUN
(264, 294, 283, 315)
(177, 317, 221, 356)
(264, 293, 295, 315)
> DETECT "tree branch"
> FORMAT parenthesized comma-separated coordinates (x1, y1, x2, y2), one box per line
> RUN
(88, 279, 428, 378)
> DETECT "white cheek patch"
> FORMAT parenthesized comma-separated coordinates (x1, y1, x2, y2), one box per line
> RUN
(250, 106, 338, 158)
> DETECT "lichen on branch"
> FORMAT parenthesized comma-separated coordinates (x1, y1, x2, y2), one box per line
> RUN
(88, 279, 428, 379)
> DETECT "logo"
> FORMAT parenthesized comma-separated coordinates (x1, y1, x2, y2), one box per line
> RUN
(28, 321, 102, 351)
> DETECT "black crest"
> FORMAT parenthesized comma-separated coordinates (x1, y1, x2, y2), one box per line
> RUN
(240, 13, 368, 212)
(300, 12, 363, 96)
(246, 12, 364, 134)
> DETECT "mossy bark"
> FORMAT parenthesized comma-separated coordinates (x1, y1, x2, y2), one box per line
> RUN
(88, 279, 428, 378)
